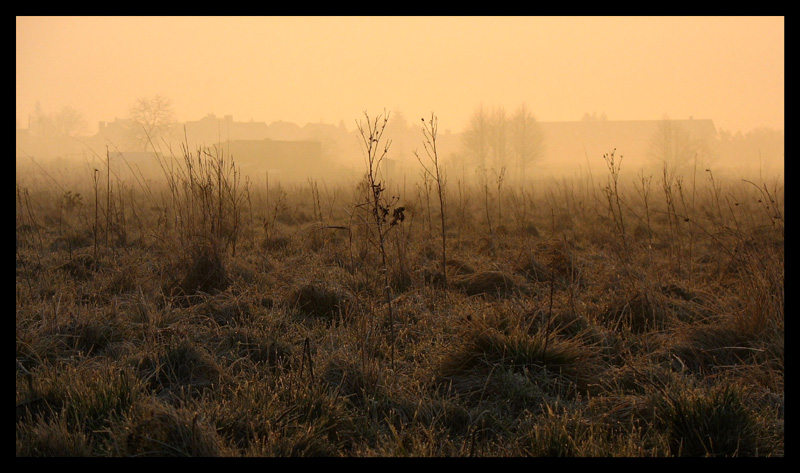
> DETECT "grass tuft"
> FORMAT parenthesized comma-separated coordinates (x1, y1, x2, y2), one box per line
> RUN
(653, 383, 762, 457)
(452, 271, 520, 298)
(163, 241, 230, 305)
(288, 281, 352, 322)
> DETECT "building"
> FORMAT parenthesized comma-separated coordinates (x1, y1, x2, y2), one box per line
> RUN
(182, 114, 270, 145)
(215, 138, 349, 182)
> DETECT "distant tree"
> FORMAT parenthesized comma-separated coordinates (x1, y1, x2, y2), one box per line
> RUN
(126, 95, 176, 151)
(741, 128, 784, 166)
(648, 116, 695, 178)
(462, 104, 491, 172)
(510, 103, 544, 183)
(489, 106, 509, 171)
(717, 126, 783, 174)
(28, 102, 88, 137)
(385, 109, 412, 166)
(29, 101, 54, 138)
(53, 105, 88, 137)
(385, 109, 410, 136)
(582, 111, 608, 121)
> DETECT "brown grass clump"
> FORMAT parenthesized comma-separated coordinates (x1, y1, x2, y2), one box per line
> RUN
(16, 413, 94, 457)
(437, 327, 589, 378)
(587, 394, 657, 434)
(17, 363, 143, 447)
(651, 383, 763, 457)
(523, 308, 618, 353)
(512, 404, 621, 457)
(124, 401, 228, 457)
(215, 325, 293, 369)
(49, 228, 94, 252)
(664, 319, 762, 375)
(138, 338, 228, 396)
(436, 320, 600, 407)
(288, 281, 352, 322)
(420, 258, 477, 288)
(261, 232, 292, 252)
(57, 253, 97, 280)
(600, 291, 669, 333)
(164, 241, 230, 305)
(321, 356, 386, 409)
(516, 256, 552, 283)
(50, 312, 126, 357)
(200, 299, 254, 326)
(539, 239, 583, 286)
(452, 270, 520, 298)
(446, 258, 476, 276)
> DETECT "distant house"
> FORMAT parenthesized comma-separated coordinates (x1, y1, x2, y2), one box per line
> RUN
(182, 114, 270, 145)
(15, 126, 86, 161)
(216, 138, 347, 182)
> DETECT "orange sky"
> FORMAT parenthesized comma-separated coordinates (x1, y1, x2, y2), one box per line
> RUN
(16, 16, 784, 135)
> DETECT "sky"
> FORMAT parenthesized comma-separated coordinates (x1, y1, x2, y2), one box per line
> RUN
(16, 16, 784, 136)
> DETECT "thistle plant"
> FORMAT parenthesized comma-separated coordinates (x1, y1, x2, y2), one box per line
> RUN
(415, 113, 447, 291)
(356, 110, 405, 370)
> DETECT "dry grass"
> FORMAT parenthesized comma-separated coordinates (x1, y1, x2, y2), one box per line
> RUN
(15, 146, 783, 457)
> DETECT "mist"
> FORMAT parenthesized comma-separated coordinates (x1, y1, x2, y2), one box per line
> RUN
(17, 16, 784, 187)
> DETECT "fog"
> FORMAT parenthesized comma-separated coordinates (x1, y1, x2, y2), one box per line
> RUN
(16, 16, 784, 186)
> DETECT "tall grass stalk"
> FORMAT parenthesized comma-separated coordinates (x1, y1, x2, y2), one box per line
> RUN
(420, 170, 433, 238)
(676, 177, 694, 283)
(105, 147, 111, 249)
(662, 162, 681, 273)
(415, 113, 447, 291)
(245, 176, 255, 250)
(634, 171, 654, 250)
(602, 149, 627, 252)
(18, 186, 44, 270)
(495, 166, 506, 225)
(93, 168, 99, 261)
(482, 171, 493, 236)
(455, 177, 468, 248)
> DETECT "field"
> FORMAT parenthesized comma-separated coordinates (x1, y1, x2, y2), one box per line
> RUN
(16, 131, 784, 456)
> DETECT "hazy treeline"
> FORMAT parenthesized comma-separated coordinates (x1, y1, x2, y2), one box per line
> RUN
(17, 98, 784, 192)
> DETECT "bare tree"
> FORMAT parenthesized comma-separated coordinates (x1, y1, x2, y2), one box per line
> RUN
(648, 116, 694, 179)
(29, 101, 55, 138)
(28, 102, 88, 138)
(649, 115, 724, 186)
(511, 102, 544, 184)
(489, 106, 509, 171)
(53, 105, 88, 137)
(127, 95, 176, 151)
(462, 104, 491, 173)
